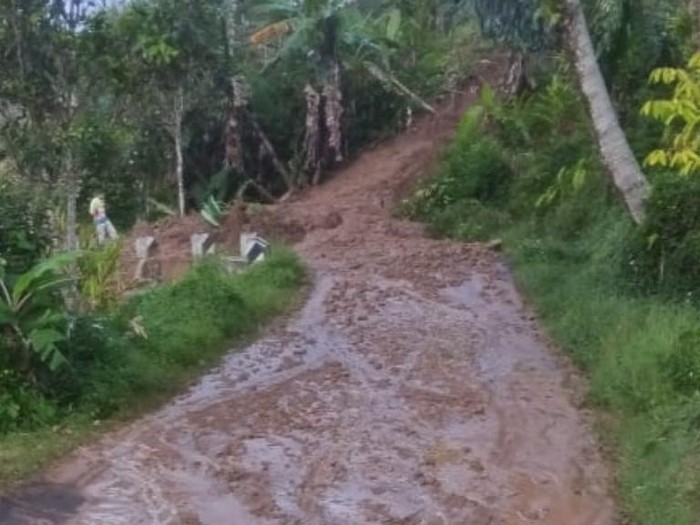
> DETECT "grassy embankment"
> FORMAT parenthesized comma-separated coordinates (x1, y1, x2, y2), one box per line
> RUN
(0, 248, 305, 488)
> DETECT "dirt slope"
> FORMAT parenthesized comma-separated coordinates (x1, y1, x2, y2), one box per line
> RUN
(0, 62, 615, 525)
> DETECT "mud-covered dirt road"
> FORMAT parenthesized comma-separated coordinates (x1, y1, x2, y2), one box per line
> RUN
(1, 78, 615, 525)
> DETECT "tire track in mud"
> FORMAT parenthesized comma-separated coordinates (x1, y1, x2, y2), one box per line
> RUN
(1, 72, 615, 525)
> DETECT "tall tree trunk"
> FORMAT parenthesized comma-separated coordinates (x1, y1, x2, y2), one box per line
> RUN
(303, 84, 322, 186)
(63, 150, 79, 251)
(564, 0, 649, 224)
(61, 149, 79, 310)
(225, 78, 244, 173)
(173, 87, 185, 216)
(323, 61, 343, 164)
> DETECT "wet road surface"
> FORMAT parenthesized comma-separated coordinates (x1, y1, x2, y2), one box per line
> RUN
(1, 80, 615, 525)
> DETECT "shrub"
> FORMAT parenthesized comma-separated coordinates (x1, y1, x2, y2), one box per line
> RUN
(51, 315, 132, 415)
(426, 199, 510, 241)
(625, 172, 700, 295)
(1, 247, 304, 427)
(0, 369, 57, 432)
(0, 179, 52, 275)
(405, 107, 513, 222)
(78, 241, 124, 311)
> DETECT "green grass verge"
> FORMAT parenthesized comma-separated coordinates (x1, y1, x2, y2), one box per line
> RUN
(0, 247, 305, 489)
(416, 191, 700, 523)
(501, 213, 700, 524)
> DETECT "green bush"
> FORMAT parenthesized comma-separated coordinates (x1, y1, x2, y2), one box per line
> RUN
(0, 179, 52, 275)
(136, 261, 252, 367)
(625, 172, 700, 295)
(51, 315, 133, 416)
(404, 107, 513, 237)
(0, 370, 57, 433)
(425, 199, 510, 241)
(1, 247, 304, 427)
(442, 136, 512, 203)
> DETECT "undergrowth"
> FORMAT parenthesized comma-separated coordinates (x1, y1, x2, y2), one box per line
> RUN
(0, 248, 304, 487)
(405, 75, 700, 524)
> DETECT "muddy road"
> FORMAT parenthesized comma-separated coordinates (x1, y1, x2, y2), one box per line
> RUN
(1, 86, 615, 524)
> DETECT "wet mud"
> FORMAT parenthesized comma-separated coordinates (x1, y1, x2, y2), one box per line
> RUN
(2, 80, 615, 524)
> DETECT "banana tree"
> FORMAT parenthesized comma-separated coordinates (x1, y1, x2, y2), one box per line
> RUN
(0, 252, 79, 377)
(246, 0, 433, 185)
(246, 0, 348, 185)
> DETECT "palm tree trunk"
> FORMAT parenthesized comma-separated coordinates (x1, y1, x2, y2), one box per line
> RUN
(564, 0, 649, 224)
(63, 150, 79, 251)
(173, 87, 185, 216)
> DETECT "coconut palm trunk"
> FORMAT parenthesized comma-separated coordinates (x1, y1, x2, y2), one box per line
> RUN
(564, 0, 649, 224)
(172, 86, 186, 216)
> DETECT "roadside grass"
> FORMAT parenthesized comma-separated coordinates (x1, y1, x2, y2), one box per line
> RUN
(503, 216, 700, 525)
(0, 247, 305, 489)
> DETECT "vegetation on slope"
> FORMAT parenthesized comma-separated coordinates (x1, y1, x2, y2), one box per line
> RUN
(0, 248, 304, 486)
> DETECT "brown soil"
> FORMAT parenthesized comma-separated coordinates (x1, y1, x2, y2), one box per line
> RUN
(118, 202, 247, 285)
(1, 57, 616, 525)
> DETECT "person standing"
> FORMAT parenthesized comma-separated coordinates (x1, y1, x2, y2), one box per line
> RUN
(89, 193, 118, 244)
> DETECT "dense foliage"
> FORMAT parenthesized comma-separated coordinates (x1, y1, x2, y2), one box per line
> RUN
(0, 0, 473, 234)
(0, 249, 303, 472)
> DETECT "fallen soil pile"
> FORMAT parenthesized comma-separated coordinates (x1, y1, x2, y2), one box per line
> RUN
(117, 203, 247, 284)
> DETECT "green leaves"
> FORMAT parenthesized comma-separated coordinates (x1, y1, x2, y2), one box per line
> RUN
(385, 8, 402, 42)
(642, 52, 700, 176)
(200, 196, 225, 227)
(28, 328, 68, 371)
(137, 35, 180, 66)
(78, 242, 122, 311)
(470, 0, 558, 52)
(0, 252, 79, 375)
(536, 160, 591, 209)
(11, 251, 79, 307)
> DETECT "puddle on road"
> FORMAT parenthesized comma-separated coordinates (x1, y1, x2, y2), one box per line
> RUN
(0, 483, 83, 525)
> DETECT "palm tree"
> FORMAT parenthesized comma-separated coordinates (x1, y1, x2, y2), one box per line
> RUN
(245, 0, 349, 185)
(563, 0, 649, 224)
(452, 0, 650, 222)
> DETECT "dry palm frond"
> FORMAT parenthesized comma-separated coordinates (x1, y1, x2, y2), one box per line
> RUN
(249, 20, 292, 45)
(364, 61, 435, 113)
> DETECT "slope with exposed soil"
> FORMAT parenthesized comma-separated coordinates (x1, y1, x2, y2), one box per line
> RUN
(1, 59, 615, 525)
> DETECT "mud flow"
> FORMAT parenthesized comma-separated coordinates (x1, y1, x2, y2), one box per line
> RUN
(1, 75, 615, 525)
